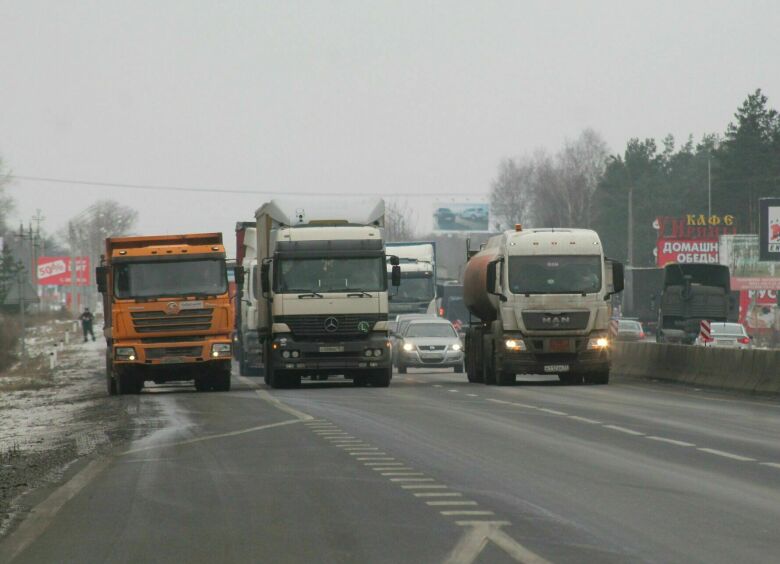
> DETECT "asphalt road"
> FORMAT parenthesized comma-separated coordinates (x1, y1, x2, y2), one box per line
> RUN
(3, 369, 780, 563)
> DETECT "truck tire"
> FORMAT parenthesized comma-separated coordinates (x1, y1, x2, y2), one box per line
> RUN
(585, 370, 610, 385)
(465, 332, 484, 383)
(106, 352, 117, 396)
(213, 361, 232, 391)
(370, 367, 392, 388)
(117, 368, 142, 395)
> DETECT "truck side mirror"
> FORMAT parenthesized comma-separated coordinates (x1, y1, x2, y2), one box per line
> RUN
(96, 266, 108, 294)
(389, 255, 400, 267)
(391, 265, 401, 287)
(486, 260, 505, 298)
(604, 259, 624, 299)
(260, 261, 271, 295)
(234, 266, 245, 287)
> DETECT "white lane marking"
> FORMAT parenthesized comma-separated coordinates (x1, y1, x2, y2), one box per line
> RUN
(603, 425, 645, 436)
(382, 472, 425, 476)
(364, 462, 404, 466)
(401, 484, 448, 489)
(697, 448, 756, 461)
(350, 452, 386, 456)
(0, 457, 111, 562)
(122, 419, 301, 455)
(357, 457, 395, 461)
(341, 446, 378, 451)
(646, 436, 696, 447)
(445, 521, 550, 564)
(538, 408, 567, 416)
(486, 398, 510, 405)
(325, 438, 361, 443)
(466, 394, 479, 397)
(373, 467, 414, 472)
(760, 462, 780, 469)
(313, 430, 348, 435)
(440, 510, 495, 516)
(448, 389, 459, 393)
(567, 415, 602, 424)
(434, 384, 443, 388)
(390, 477, 436, 482)
(427, 501, 478, 506)
(414, 493, 464, 498)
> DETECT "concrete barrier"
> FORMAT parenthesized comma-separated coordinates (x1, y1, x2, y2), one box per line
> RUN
(612, 341, 779, 396)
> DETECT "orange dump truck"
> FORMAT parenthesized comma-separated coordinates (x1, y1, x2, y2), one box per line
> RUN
(96, 233, 238, 394)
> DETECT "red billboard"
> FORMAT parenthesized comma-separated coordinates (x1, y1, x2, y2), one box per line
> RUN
(37, 257, 90, 286)
(656, 238, 719, 267)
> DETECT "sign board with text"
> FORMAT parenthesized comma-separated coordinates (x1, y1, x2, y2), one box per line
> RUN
(759, 198, 780, 261)
(37, 256, 90, 286)
(656, 238, 719, 267)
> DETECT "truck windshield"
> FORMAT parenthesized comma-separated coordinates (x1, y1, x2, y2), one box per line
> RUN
(277, 257, 385, 293)
(392, 276, 434, 303)
(114, 259, 228, 299)
(508, 255, 602, 295)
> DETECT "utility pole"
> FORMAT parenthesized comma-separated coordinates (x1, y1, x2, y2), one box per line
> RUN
(16, 262, 26, 358)
(627, 185, 634, 266)
(69, 221, 78, 316)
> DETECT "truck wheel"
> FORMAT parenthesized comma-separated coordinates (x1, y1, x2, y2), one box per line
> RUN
(482, 336, 496, 385)
(585, 371, 610, 385)
(213, 361, 232, 391)
(106, 352, 117, 396)
(370, 367, 392, 388)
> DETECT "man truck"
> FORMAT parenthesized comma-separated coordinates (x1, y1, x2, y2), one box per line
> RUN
(463, 227, 623, 385)
(386, 242, 436, 316)
(254, 198, 400, 388)
(96, 233, 237, 395)
(656, 263, 732, 344)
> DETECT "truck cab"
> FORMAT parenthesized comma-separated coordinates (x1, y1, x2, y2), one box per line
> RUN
(386, 242, 437, 316)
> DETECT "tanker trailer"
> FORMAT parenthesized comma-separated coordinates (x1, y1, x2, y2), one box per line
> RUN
(463, 227, 624, 385)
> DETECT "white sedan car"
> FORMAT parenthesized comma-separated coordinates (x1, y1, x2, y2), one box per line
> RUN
(694, 322, 752, 349)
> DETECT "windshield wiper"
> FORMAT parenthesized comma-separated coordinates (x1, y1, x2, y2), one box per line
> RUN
(346, 291, 373, 298)
(297, 292, 324, 299)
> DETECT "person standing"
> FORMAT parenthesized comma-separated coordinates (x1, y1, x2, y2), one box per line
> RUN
(80, 307, 96, 342)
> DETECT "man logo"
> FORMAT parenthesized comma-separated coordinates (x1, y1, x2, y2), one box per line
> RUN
(324, 317, 339, 332)
(357, 321, 370, 333)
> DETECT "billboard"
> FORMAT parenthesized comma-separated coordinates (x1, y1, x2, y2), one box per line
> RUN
(759, 198, 780, 261)
(432, 201, 490, 233)
(37, 257, 90, 286)
(656, 238, 719, 267)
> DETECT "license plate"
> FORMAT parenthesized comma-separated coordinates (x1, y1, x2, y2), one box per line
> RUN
(161, 357, 185, 364)
(544, 365, 569, 373)
(549, 339, 569, 352)
(319, 346, 344, 353)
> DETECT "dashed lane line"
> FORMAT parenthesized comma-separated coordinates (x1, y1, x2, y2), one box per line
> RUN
(466, 394, 479, 397)
(448, 389, 459, 393)
(357, 457, 395, 461)
(381, 472, 425, 476)
(697, 448, 756, 462)
(646, 436, 696, 447)
(350, 451, 387, 456)
(426, 501, 479, 506)
(364, 462, 404, 466)
(761, 462, 780, 469)
(440, 511, 496, 516)
(567, 415, 602, 424)
(401, 484, 450, 489)
(415, 492, 464, 497)
(538, 408, 568, 416)
(603, 425, 645, 436)
(390, 477, 436, 482)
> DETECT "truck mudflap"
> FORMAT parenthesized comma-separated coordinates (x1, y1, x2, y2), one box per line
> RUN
(270, 334, 391, 372)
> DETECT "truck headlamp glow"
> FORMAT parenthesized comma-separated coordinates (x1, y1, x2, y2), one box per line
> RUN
(402, 342, 414, 352)
(211, 343, 232, 357)
(505, 339, 526, 351)
(115, 347, 136, 361)
(451, 343, 462, 351)
(587, 337, 609, 349)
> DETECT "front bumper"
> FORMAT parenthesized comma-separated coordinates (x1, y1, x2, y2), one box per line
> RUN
(271, 333, 391, 372)
(400, 349, 463, 368)
(501, 349, 609, 375)
(113, 338, 233, 366)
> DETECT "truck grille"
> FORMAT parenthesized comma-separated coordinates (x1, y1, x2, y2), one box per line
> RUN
(522, 312, 590, 331)
(131, 309, 213, 334)
(278, 314, 383, 339)
(146, 346, 203, 360)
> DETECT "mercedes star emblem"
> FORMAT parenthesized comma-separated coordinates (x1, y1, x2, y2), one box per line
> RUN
(324, 317, 339, 332)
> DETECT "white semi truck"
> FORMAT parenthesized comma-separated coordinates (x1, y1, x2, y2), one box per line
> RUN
(463, 227, 624, 385)
(254, 198, 400, 388)
(235, 222, 263, 376)
(386, 242, 437, 316)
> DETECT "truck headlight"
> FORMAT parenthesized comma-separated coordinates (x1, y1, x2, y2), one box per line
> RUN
(116, 347, 136, 361)
(451, 343, 462, 351)
(505, 339, 526, 351)
(211, 343, 232, 357)
(402, 342, 414, 352)
(587, 337, 609, 350)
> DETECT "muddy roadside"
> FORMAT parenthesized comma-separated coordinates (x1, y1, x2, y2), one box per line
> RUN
(0, 318, 143, 538)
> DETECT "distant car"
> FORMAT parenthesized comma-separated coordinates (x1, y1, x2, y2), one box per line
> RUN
(395, 318, 464, 373)
(391, 314, 434, 363)
(434, 207, 456, 224)
(458, 207, 488, 222)
(615, 319, 645, 342)
(694, 322, 752, 349)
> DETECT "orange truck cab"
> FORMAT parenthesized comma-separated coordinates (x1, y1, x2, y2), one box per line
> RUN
(96, 233, 239, 395)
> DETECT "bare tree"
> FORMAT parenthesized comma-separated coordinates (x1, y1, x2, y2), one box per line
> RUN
(67, 199, 138, 267)
(385, 199, 417, 242)
(0, 158, 13, 234)
(557, 128, 609, 227)
(489, 158, 534, 230)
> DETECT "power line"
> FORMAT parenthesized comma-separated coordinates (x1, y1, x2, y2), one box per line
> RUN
(8, 174, 485, 198)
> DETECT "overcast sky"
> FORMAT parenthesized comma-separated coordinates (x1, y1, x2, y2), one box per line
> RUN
(1, 0, 779, 254)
